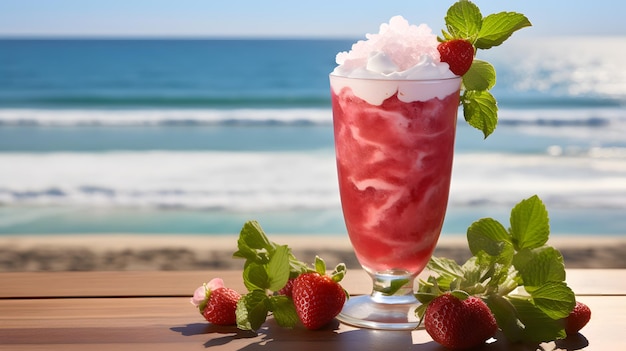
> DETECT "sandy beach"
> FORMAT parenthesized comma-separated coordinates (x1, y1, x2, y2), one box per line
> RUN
(1, 234, 625, 272)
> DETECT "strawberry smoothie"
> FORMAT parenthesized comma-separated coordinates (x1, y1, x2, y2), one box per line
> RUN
(331, 75, 460, 275)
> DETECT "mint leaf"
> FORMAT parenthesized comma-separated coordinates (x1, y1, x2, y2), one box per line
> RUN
(513, 246, 565, 287)
(486, 295, 525, 342)
(510, 195, 550, 250)
(443, 0, 483, 41)
(476, 12, 532, 49)
(233, 220, 275, 263)
(236, 290, 270, 331)
(527, 281, 575, 320)
(243, 262, 269, 291)
(267, 245, 291, 291)
(509, 296, 567, 342)
(462, 59, 496, 91)
(428, 256, 464, 277)
(466, 217, 513, 260)
(267, 295, 299, 328)
(462, 89, 498, 138)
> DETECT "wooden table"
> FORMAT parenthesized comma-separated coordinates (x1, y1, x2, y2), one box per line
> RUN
(1, 269, 624, 350)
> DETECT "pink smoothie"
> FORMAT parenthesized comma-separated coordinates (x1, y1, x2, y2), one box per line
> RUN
(331, 78, 460, 275)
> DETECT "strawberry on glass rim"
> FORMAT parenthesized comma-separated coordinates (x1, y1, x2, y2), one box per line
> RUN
(437, 0, 531, 138)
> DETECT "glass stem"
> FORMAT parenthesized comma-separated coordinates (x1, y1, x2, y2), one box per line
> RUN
(370, 271, 418, 304)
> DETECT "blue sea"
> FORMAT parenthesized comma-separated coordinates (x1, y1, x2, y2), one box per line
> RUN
(1, 37, 625, 236)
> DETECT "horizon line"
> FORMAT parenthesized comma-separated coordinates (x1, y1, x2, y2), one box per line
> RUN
(0, 34, 360, 41)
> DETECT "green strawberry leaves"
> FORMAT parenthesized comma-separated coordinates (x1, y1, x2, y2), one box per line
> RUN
(441, 0, 531, 138)
(416, 195, 576, 343)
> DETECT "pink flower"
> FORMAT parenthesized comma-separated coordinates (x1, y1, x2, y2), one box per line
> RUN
(190, 278, 225, 307)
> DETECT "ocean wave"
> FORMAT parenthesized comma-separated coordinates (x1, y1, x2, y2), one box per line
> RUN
(1, 150, 626, 211)
(498, 107, 626, 126)
(0, 107, 625, 128)
(0, 108, 333, 126)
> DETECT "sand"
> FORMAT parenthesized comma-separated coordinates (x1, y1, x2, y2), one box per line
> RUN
(1, 234, 625, 272)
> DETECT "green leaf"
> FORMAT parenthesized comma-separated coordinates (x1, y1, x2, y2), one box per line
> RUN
(510, 195, 550, 250)
(331, 263, 347, 283)
(509, 296, 567, 342)
(267, 245, 291, 291)
(314, 256, 326, 275)
(486, 295, 525, 343)
(476, 12, 532, 49)
(513, 246, 565, 287)
(462, 90, 498, 138)
(466, 217, 513, 259)
(462, 60, 496, 91)
(376, 278, 411, 296)
(236, 290, 270, 331)
(444, 0, 483, 40)
(267, 295, 300, 328)
(528, 281, 575, 320)
(241, 220, 275, 251)
(459, 256, 483, 285)
(243, 262, 269, 291)
(233, 220, 275, 263)
(427, 256, 465, 278)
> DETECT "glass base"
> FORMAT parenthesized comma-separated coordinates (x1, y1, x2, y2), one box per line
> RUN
(337, 270, 421, 330)
(337, 294, 420, 330)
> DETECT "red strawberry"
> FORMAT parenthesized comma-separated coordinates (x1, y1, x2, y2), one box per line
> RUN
(565, 301, 591, 336)
(277, 278, 296, 297)
(292, 270, 347, 330)
(201, 287, 241, 325)
(424, 293, 497, 350)
(437, 39, 475, 76)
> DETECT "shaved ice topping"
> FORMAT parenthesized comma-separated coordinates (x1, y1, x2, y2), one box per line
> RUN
(332, 16, 456, 81)
(331, 16, 459, 105)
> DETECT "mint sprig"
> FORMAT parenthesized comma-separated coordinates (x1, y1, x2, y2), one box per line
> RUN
(232, 220, 347, 331)
(416, 195, 576, 343)
(441, 0, 531, 138)
(233, 220, 309, 330)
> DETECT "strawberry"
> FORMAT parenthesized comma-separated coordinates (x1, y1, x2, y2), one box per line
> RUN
(191, 278, 241, 325)
(276, 278, 296, 297)
(437, 39, 474, 76)
(565, 301, 591, 336)
(291, 258, 347, 330)
(201, 287, 241, 325)
(424, 293, 497, 350)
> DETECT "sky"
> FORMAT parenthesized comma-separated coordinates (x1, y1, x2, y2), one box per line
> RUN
(0, 0, 625, 38)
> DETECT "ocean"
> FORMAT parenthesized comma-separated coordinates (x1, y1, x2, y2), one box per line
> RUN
(1, 37, 625, 236)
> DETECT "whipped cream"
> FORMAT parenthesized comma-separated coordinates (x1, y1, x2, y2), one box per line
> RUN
(331, 16, 459, 105)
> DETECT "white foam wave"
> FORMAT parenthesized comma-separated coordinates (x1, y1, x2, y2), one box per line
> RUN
(0, 151, 339, 211)
(1, 107, 624, 129)
(1, 150, 626, 211)
(0, 108, 332, 126)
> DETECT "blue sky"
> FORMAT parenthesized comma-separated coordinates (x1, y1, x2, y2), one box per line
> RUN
(0, 0, 624, 38)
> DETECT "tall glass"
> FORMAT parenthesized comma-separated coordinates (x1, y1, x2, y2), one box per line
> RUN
(330, 74, 461, 330)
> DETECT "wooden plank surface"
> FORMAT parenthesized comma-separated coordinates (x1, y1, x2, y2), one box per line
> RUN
(1, 269, 623, 298)
(0, 295, 621, 350)
(1, 270, 624, 350)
